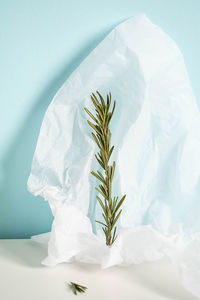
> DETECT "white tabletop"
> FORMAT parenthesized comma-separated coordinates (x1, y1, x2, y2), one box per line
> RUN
(0, 239, 198, 300)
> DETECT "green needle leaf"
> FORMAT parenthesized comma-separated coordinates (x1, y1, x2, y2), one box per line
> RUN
(111, 100, 116, 118)
(96, 90, 105, 107)
(111, 209, 122, 230)
(113, 195, 126, 217)
(84, 107, 98, 123)
(96, 195, 107, 215)
(87, 120, 101, 135)
(112, 226, 117, 244)
(108, 145, 114, 160)
(94, 154, 104, 169)
(95, 187, 108, 200)
(95, 220, 108, 227)
(91, 171, 106, 184)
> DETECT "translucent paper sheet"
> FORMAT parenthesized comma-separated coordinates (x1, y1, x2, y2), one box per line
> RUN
(27, 14, 200, 298)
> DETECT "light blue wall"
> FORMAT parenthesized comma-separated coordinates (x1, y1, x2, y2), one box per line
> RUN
(0, 0, 200, 238)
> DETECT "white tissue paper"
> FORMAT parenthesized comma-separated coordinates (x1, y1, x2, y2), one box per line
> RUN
(27, 14, 200, 298)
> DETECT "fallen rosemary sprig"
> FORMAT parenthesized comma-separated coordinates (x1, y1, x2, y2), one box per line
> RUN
(68, 281, 88, 295)
(84, 91, 126, 246)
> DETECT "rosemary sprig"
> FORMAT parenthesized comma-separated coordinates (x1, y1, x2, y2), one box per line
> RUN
(68, 281, 88, 295)
(84, 91, 126, 246)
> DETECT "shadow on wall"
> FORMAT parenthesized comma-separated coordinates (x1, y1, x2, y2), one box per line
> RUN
(0, 26, 114, 239)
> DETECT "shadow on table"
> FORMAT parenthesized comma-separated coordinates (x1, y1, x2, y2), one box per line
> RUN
(0, 240, 47, 268)
(118, 257, 198, 300)
(0, 239, 101, 271)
